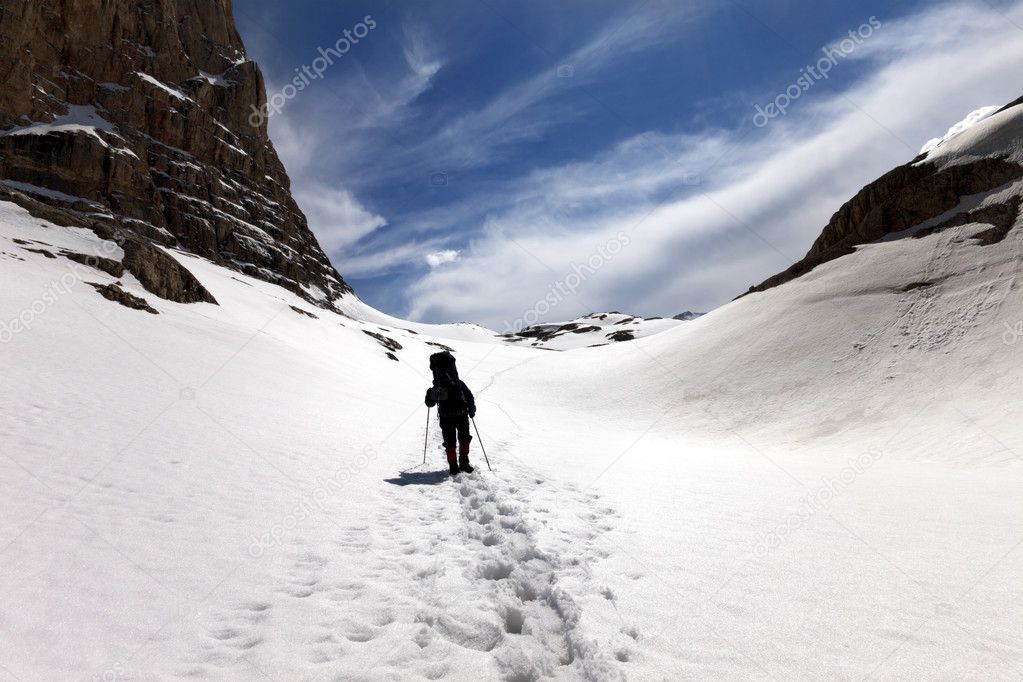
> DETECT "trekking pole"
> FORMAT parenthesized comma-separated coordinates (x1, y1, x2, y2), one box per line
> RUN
(423, 407, 431, 465)
(470, 417, 492, 471)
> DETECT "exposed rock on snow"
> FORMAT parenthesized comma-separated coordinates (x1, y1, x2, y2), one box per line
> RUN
(61, 250, 125, 278)
(87, 281, 158, 314)
(363, 330, 404, 357)
(118, 235, 218, 305)
(288, 305, 319, 320)
(746, 125, 1023, 296)
(502, 312, 684, 350)
(915, 195, 1022, 246)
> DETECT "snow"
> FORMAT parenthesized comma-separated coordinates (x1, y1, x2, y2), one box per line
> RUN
(302, 283, 328, 303)
(920, 105, 1001, 155)
(218, 137, 249, 157)
(196, 70, 232, 87)
(501, 312, 684, 350)
(919, 99, 1023, 167)
(134, 72, 192, 102)
(0, 104, 119, 148)
(0, 179, 104, 208)
(2, 96, 1023, 680)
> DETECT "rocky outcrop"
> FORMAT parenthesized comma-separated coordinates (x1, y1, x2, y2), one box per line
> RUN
(916, 196, 1022, 246)
(120, 237, 218, 304)
(745, 155, 1023, 296)
(0, 0, 351, 306)
(61, 251, 125, 278)
(88, 282, 159, 314)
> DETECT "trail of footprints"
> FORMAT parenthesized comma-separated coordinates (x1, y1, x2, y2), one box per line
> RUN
(450, 472, 631, 680)
(183, 464, 631, 679)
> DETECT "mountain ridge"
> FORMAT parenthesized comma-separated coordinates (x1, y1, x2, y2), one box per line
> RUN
(743, 95, 1023, 297)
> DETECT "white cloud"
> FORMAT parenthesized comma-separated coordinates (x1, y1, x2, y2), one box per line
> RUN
(403, 0, 1023, 328)
(294, 183, 386, 254)
(338, 235, 456, 278)
(403, 23, 442, 85)
(265, 93, 387, 258)
(425, 249, 460, 268)
(257, 23, 449, 241)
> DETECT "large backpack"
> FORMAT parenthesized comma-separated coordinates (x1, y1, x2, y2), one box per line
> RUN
(429, 351, 466, 409)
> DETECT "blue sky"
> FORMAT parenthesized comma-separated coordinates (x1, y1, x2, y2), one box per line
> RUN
(233, 0, 1023, 329)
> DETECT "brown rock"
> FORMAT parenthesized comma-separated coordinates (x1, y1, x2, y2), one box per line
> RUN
(363, 330, 403, 353)
(88, 282, 159, 314)
(120, 236, 217, 304)
(61, 251, 125, 278)
(746, 154, 1023, 295)
(0, 0, 351, 308)
(289, 305, 319, 319)
(915, 196, 1021, 246)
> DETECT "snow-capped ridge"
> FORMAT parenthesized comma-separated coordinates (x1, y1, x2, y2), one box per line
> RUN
(500, 312, 685, 350)
(919, 104, 1000, 154)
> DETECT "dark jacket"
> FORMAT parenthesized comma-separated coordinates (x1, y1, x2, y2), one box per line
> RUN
(425, 380, 476, 418)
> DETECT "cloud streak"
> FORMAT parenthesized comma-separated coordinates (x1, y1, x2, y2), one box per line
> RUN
(401, 0, 1023, 328)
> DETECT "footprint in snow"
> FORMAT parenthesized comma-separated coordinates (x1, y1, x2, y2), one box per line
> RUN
(343, 626, 376, 643)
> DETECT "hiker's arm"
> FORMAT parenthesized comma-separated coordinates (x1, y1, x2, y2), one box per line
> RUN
(462, 382, 476, 417)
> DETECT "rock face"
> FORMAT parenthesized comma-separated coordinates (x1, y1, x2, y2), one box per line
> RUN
(746, 156, 1023, 295)
(0, 0, 351, 305)
(745, 96, 1023, 297)
(120, 236, 219, 304)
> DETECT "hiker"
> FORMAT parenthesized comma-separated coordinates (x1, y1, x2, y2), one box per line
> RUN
(425, 351, 476, 476)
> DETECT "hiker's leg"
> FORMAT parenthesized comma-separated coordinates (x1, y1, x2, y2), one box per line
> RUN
(440, 417, 457, 449)
(456, 415, 471, 450)
(440, 417, 458, 471)
(457, 415, 473, 471)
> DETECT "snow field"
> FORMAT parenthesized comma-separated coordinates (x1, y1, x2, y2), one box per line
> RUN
(2, 102, 1023, 680)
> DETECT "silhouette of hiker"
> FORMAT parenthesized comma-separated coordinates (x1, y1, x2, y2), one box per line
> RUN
(425, 351, 476, 476)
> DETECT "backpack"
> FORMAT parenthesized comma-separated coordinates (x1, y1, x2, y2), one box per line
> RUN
(429, 351, 466, 409)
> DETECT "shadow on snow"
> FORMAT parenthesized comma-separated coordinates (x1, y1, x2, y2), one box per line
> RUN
(384, 468, 450, 486)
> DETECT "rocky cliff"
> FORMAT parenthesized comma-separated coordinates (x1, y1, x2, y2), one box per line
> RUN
(744, 96, 1023, 297)
(0, 0, 351, 305)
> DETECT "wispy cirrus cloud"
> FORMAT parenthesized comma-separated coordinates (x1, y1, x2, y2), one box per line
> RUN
(244, 0, 1023, 329)
(261, 21, 449, 261)
(402, 0, 1023, 328)
(418, 4, 704, 170)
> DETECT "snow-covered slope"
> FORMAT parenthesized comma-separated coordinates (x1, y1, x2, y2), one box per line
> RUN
(3, 104, 1023, 680)
(499, 313, 684, 351)
(919, 105, 1001, 154)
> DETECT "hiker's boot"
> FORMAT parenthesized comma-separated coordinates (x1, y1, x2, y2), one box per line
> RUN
(458, 441, 474, 473)
(446, 447, 460, 476)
